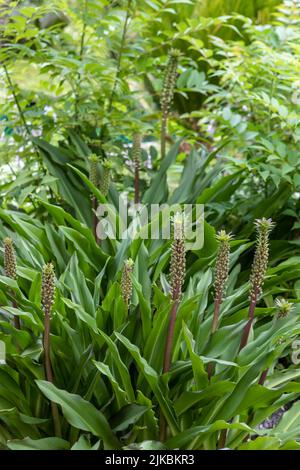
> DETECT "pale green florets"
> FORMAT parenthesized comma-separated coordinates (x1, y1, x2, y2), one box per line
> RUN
(42, 263, 55, 317)
(4, 237, 17, 280)
(88, 154, 99, 188)
(132, 133, 142, 170)
(170, 213, 185, 302)
(275, 298, 294, 318)
(100, 160, 112, 197)
(249, 218, 274, 304)
(160, 48, 181, 117)
(214, 230, 232, 302)
(121, 258, 134, 306)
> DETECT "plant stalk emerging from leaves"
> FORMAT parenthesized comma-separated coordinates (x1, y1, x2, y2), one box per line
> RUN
(163, 213, 186, 373)
(160, 213, 186, 441)
(239, 218, 274, 351)
(160, 49, 180, 159)
(121, 258, 134, 308)
(89, 154, 100, 243)
(42, 263, 62, 437)
(258, 298, 294, 385)
(208, 230, 232, 379)
(4, 237, 20, 330)
(212, 230, 232, 334)
(132, 133, 141, 204)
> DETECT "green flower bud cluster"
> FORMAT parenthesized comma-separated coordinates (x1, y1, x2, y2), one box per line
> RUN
(4, 237, 17, 280)
(275, 336, 286, 346)
(249, 218, 274, 304)
(275, 298, 294, 318)
(121, 258, 134, 306)
(132, 133, 141, 171)
(42, 263, 55, 317)
(88, 154, 99, 188)
(214, 230, 232, 302)
(160, 49, 180, 118)
(100, 160, 112, 197)
(170, 213, 186, 302)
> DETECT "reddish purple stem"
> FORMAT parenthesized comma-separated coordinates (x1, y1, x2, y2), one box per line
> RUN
(239, 294, 257, 351)
(134, 165, 140, 204)
(92, 197, 100, 244)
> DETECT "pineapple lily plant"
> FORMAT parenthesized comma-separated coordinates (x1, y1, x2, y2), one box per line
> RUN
(1, 153, 300, 451)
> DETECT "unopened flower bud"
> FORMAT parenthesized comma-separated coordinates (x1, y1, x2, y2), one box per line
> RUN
(42, 263, 55, 317)
(88, 154, 99, 188)
(100, 161, 112, 197)
(4, 237, 16, 280)
(160, 49, 180, 118)
(121, 258, 134, 306)
(132, 133, 141, 171)
(275, 298, 294, 318)
(249, 218, 275, 304)
(214, 230, 232, 303)
(170, 213, 185, 302)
